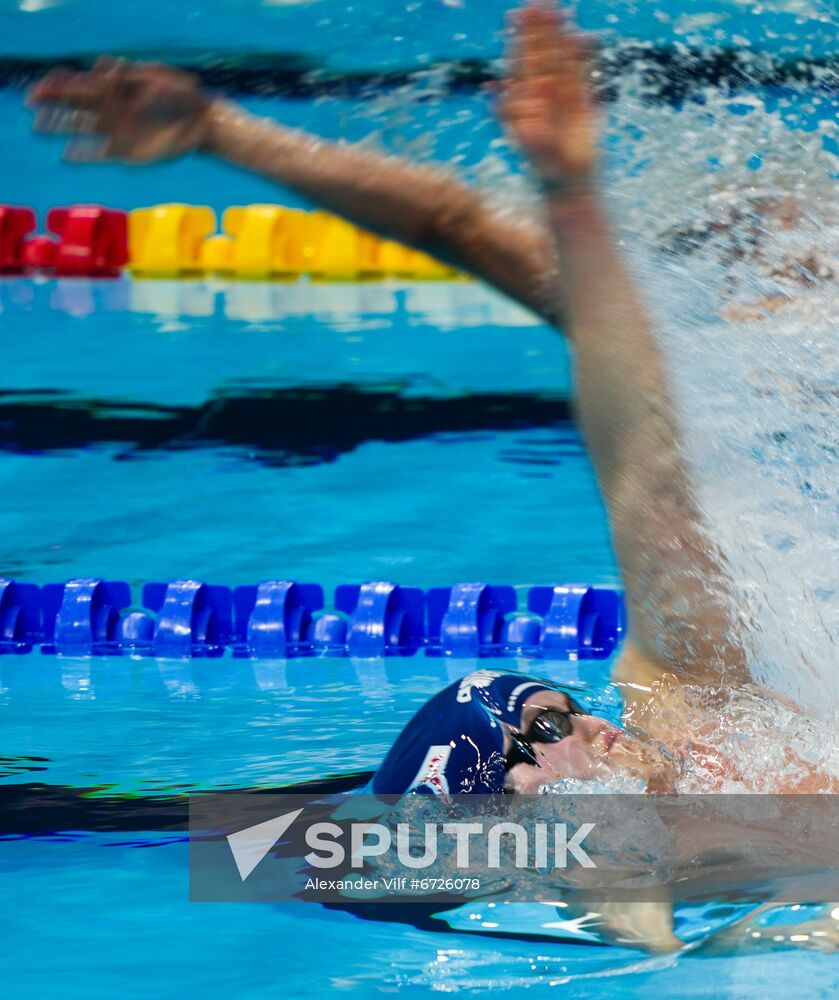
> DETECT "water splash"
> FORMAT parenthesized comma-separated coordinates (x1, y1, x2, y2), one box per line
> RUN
(599, 65, 838, 714)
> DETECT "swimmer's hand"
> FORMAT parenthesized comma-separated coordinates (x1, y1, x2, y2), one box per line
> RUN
(500, 0, 598, 192)
(695, 902, 839, 955)
(27, 58, 212, 164)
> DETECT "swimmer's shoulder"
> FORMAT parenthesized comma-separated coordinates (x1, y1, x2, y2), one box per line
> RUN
(612, 638, 668, 693)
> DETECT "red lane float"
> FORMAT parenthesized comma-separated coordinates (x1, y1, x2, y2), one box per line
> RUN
(1, 204, 128, 277)
(46, 206, 128, 276)
(0, 206, 36, 273)
(22, 235, 57, 270)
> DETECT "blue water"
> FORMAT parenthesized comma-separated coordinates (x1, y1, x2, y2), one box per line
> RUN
(2, 1, 839, 996)
(4, 657, 839, 999)
(1, 0, 836, 63)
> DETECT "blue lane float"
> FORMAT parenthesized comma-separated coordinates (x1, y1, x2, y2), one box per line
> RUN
(0, 578, 625, 660)
(233, 581, 324, 657)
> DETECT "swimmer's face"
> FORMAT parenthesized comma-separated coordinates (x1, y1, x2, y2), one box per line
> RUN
(503, 690, 674, 793)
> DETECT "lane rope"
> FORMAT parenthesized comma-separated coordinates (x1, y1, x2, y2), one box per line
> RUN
(0, 578, 624, 659)
(0, 203, 464, 280)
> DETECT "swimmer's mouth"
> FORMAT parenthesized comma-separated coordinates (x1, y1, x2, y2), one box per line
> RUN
(602, 729, 622, 753)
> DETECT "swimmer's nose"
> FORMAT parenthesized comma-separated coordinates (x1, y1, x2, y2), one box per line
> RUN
(571, 713, 612, 745)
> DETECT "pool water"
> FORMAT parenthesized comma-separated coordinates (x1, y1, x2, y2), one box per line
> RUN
(2, 0, 839, 996)
(3, 657, 839, 998)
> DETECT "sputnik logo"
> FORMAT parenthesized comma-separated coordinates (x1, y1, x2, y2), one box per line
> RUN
(227, 807, 304, 881)
(224, 803, 597, 880)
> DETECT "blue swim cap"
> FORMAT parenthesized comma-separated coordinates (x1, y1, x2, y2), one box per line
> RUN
(372, 671, 560, 795)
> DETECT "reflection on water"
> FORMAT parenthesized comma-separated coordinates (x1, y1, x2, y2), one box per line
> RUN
(0, 386, 575, 466)
(0, 276, 540, 328)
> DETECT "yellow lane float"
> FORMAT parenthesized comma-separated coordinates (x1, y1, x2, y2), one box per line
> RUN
(129, 204, 217, 277)
(128, 203, 465, 281)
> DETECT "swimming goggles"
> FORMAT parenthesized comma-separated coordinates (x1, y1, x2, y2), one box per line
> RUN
(504, 696, 587, 770)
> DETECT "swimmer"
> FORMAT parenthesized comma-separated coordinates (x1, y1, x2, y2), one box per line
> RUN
(371, 669, 676, 796)
(28, 0, 839, 955)
(27, 1, 838, 795)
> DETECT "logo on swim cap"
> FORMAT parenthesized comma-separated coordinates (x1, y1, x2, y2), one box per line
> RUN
(406, 745, 453, 795)
(456, 671, 558, 725)
(456, 670, 505, 705)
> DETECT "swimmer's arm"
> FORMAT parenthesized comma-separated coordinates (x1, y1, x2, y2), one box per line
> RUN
(547, 194, 748, 680)
(547, 896, 683, 953)
(27, 60, 561, 326)
(202, 101, 561, 324)
(584, 901, 683, 953)
(693, 901, 839, 955)
(502, 2, 748, 686)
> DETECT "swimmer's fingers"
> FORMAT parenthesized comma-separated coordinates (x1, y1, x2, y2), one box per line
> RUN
(32, 105, 103, 136)
(507, 3, 562, 84)
(506, 2, 595, 122)
(508, 2, 592, 82)
(62, 137, 115, 164)
(62, 129, 159, 165)
(519, 5, 565, 79)
(28, 67, 113, 113)
(29, 58, 132, 147)
(33, 58, 220, 164)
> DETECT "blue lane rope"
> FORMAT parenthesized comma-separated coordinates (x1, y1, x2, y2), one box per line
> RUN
(0, 578, 624, 660)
